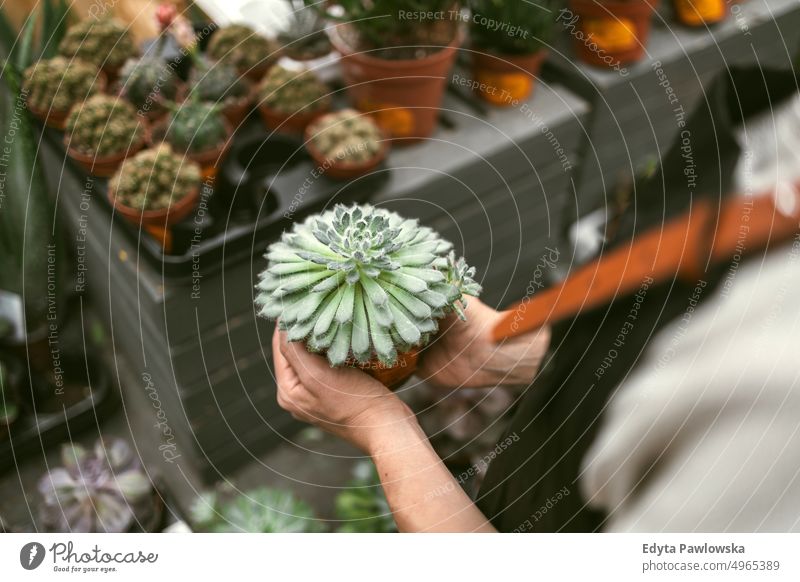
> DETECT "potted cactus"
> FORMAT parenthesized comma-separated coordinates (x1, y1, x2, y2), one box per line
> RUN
(672, 0, 727, 26)
(256, 65, 331, 133)
(469, 0, 555, 106)
(305, 109, 388, 180)
(117, 56, 184, 121)
(256, 203, 481, 387)
(278, 0, 333, 62)
(206, 23, 281, 82)
(38, 438, 162, 532)
(108, 144, 202, 229)
(58, 18, 137, 79)
(64, 94, 146, 177)
(189, 56, 253, 127)
(566, 0, 660, 67)
(152, 99, 232, 178)
(321, 1, 462, 139)
(22, 57, 104, 129)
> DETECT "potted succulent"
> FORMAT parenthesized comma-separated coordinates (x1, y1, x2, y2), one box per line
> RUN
(672, 0, 727, 26)
(190, 56, 253, 127)
(278, 0, 333, 62)
(38, 438, 162, 532)
(108, 144, 202, 229)
(256, 203, 481, 388)
(58, 18, 137, 79)
(190, 486, 324, 532)
(152, 99, 233, 178)
(567, 0, 660, 67)
(22, 57, 104, 129)
(118, 56, 184, 121)
(64, 94, 146, 177)
(335, 461, 397, 533)
(256, 65, 331, 133)
(206, 23, 281, 82)
(305, 109, 389, 180)
(321, 0, 462, 140)
(469, 0, 555, 106)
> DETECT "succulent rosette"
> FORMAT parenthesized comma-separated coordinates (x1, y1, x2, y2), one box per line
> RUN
(256, 204, 481, 366)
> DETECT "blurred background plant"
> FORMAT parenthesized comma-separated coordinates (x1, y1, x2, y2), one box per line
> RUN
(468, 0, 557, 55)
(334, 461, 397, 533)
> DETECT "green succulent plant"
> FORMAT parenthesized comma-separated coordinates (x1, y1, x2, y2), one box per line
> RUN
(308, 109, 383, 164)
(190, 56, 250, 104)
(256, 203, 482, 366)
(190, 486, 324, 533)
(119, 56, 180, 110)
(278, 0, 331, 60)
(335, 461, 397, 533)
(65, 94, 143, 157)
(206, 24, 280, 72)
(58, 17, 136, 71)
(22, 56, 101, 113)
(164, 100, 229, 153)
(469, 0, 557, 55)
(109, 144, 201, 212)
(0, 360, 19, 426)
(257, 65, 330, 115)
(38, 438, 157, 533)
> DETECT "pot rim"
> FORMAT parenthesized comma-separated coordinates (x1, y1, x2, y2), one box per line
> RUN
(304, 112, 390, 171)
(108, 182, 201, 223)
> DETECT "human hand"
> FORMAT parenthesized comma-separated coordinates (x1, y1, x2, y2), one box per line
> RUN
(272, 326, 418, 454)
(416, 296, 551, 389)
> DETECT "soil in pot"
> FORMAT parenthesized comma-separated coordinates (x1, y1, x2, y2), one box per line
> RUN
(64, 135, 146, 178)
(568, 0, 659, 67)
(329, 24, 462, 141)
(673, 0, 727, 26)
(471, 50, 548, 106)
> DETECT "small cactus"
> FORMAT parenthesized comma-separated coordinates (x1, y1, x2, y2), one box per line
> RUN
(65, 94, 144, 157)
(22, 57, 102, 113)
(207, 24, 280, 73)
(109, 144, 201, 212)
(308, 109, 383, 165)
(278, 2, 331, 61)
(258, 65, 330, 115)
(59, 18, 136, 72)
(190, 56, 250, 104)
(119, 56, 180, 110)
(164, 100, 229, 154)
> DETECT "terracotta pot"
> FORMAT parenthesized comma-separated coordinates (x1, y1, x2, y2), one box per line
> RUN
(149, 120, 233, 180)
(329, 25, 462, 141)
(304, 117, 390, 180)
(348, 348, 420, 390)
(257, 101, 329, 134)
(568, 0, 659, 66)
(27, 74, 108, 130)
(64, 133, 146, 178)
(471, 50, 548, 107)
(673, 0, 727, 26)
(240, 60, 277, 84)
(221, 91, 254, 128)
(108, 183, 200, 227)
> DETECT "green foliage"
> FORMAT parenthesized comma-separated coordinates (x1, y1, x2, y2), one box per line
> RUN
(335, 461, 396, 532)
(119, 56, 180, 109)
(190, 487, 324, 533)
(65, 94, 143, 157)
(109, 144, 201, 212)
(469, 0, 559, 55)
(190, 56, 249, 104)
(308, 109, 383, 164)
(206, 24, 280, 72)
(58, 17, 136, 71)
(38, 438, 156, 532)
(165, 99, 228, 153)
(23, 56, 101, 112)
(278, 0, 331, 60)
(257, 64, 329, 115)
(256, 203, 481, 366)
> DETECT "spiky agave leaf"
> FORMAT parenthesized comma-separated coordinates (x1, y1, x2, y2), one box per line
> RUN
(256, 204, 482, 366)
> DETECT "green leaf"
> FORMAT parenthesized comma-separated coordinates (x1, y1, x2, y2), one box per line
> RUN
(388, 302, 421, 345)
(351, 286, 370, 357)
(313, 286, 344, 337)
(334, 283, 356, 324)
(380, 271, 428, 294)
(327, 323, 352, 366)
(359, 273, 388, 306)
(15, 11, 38, 71)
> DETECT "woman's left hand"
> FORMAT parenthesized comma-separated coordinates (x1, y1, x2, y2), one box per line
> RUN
(272, 326, 417, 454)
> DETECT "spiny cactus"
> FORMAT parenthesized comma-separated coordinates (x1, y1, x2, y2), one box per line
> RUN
(109, 144, 201, 211)
(256, 204, 482, 366)
(59, 18, 136, 72)
(66, 94, 143, 157)
(119, 56, 180, 109)
(258, 65, 330, 114)
(22, 57, 101, 113)
(190, 56, 249, 104)
(308, 109, 383, 164)
(165, 100, 228, 153)
(207, 24, 280, 72)
(38, 438, 157, 533)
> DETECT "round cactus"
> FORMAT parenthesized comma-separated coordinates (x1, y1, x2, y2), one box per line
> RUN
(164, 100, 228, 154)
(119, 56, 180, 109)
(258, 65, 330, 115)
(256, 204, 482, 366)
(190, 56, 250, 104)
(109, 144, 201, 212)
(59, 18, 136, 72)
(308, 109, 383, 165)
(66, 94, 143, 157)
(207, 24, 280, 72)
(22, 57, 102, 113)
